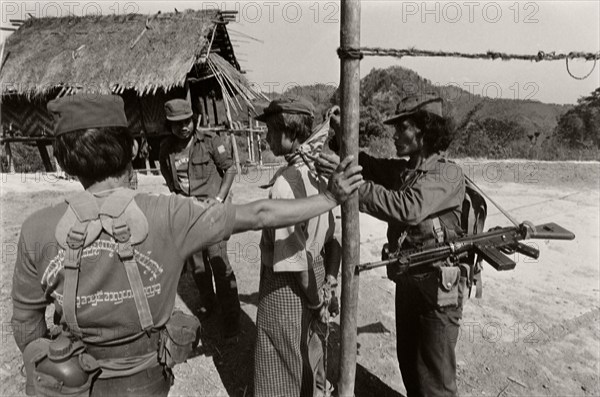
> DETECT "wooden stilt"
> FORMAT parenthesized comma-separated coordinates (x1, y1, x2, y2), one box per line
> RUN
(249, 127, 255, 163)
(212, 97, 220, 125)
(221, 95, 241, 175)
(36, 142, 54, 172)
(203, 96, 211, 127)
(5, 142, 15, 173)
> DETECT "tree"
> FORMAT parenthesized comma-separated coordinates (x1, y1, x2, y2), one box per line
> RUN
(554, 88, 600, 149)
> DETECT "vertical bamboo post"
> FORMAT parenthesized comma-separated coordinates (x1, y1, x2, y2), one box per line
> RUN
(203, 96, 211, 126)
(338, 1, 361, 396)
(36, 141, 54, 172)
(257, 130, 263, 166)
(5, 141, 16, 173)
(247, 109, 254, 163)
(212, 97, 220, 125)
(246, 131, 252, 162)
(249, 126, 255, 163)
(221, 96, 241, 175)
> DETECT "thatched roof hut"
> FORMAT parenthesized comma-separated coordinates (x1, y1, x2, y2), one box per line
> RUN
(0, 9, 263, 138)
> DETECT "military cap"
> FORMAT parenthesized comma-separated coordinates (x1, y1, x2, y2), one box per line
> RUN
(254, 97, 315, 122)
(47, 94, 128, 136)
(383, 93, 443, 125)
(164, 99, 193, 121)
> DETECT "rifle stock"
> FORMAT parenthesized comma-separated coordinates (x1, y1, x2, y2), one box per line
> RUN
(356, 222, 575, 274)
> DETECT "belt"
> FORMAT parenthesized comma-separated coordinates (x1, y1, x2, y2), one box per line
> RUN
(86, 332, 160, 360)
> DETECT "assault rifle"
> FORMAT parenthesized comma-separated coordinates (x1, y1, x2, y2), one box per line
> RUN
(356, 222, 575, 274)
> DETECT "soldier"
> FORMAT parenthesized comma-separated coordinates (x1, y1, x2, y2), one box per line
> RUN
(159, 98, 240, 338)
(11, 94, 362, 396)
(316, 94, 466, 396)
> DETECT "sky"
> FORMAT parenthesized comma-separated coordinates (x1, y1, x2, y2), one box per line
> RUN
(1, 1, 599, 105)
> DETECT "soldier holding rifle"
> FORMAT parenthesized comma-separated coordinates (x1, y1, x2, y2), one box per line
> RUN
(316, 94, 466, 397)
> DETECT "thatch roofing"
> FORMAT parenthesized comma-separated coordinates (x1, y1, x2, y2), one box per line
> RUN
(0, 9, 245, 97)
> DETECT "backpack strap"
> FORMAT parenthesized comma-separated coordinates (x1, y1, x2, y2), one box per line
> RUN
(58, 192, 102, 338)
(111, 218, 154, 332)
(99, 189, 153, 332)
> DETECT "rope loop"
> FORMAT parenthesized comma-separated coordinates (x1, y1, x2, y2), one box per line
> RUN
(566, 57, 598, 80)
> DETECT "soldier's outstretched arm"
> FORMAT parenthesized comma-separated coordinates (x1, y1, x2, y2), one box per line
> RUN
(232, 155, 362, 233)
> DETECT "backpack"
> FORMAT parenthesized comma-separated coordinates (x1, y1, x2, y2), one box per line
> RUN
(54, 189, 153, 337)
(460, 176, 487, 298)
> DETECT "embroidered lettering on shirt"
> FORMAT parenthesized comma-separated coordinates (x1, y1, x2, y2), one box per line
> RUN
(53, 283, 162, 308)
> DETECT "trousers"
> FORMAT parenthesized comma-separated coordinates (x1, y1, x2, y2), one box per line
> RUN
(188, 240, 240, 335)
(395, 270, 463, 397)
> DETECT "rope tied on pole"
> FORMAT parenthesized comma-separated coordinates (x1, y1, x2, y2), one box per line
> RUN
(337, 47, 364, 60)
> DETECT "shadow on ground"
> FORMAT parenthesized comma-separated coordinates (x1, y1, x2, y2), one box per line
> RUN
(178, 270, 257, 396)
(324, 323, 404, 397)
(178, 270, 403, 397)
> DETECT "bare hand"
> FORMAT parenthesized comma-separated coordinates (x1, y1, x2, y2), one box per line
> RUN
(313, 280, 339, 323)
(314, 152, 341, 178)
(327, 155, 363, 203)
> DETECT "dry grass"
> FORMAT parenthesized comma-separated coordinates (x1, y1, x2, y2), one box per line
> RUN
(1, 9, 220, 96)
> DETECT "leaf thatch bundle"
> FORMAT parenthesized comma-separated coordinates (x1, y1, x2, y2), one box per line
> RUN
(0, 9, 252, 98)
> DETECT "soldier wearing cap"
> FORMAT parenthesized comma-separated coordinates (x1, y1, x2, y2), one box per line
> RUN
(253, 98, 341, 397)
(10, 94, 363, 396)
(317, 93, 466, 396)
(158, 98, 241, 338)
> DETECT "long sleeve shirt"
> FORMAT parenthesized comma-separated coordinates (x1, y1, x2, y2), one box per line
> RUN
(357, 152, 465, 252)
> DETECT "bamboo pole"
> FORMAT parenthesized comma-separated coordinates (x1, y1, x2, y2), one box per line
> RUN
(338, 1, 361, 396)
(203, 96, 211, 126)
(247, 109, 254, 163)
(257, 131, 263, 166)
(212, 97, 219, 125)
(249, 126, 255, 163)
(5, 142, 16, 173)
(36, 142, 54, 172)
(220, 95, 242, 175)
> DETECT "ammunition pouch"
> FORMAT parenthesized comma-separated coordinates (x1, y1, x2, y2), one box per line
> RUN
(437, 266, 461, 308)
(158, 311, 201, 368)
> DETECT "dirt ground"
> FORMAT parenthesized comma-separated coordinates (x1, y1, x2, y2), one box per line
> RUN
(1, 159, 598, 397)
